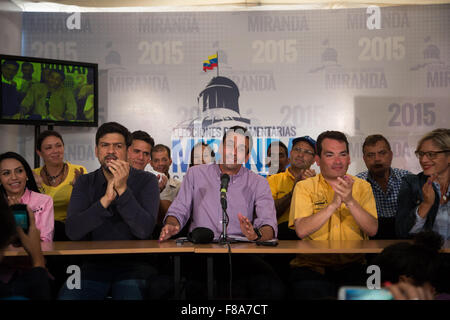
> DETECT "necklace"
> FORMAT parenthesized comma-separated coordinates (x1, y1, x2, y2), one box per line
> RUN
(441, 182, 449, 202)
(43, 163, 66, 185)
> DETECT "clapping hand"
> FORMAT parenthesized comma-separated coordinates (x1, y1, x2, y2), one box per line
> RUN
(108, 159, 130, 195)
(333, 175, 355, 204)
(422, 174, 437, 206)
(71, 167, 85, 186)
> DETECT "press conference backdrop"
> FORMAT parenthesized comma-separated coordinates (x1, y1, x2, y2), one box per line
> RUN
(5, 4, 450, 178)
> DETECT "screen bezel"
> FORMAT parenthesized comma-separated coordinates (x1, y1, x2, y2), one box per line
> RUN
(1, 54, 98, 127)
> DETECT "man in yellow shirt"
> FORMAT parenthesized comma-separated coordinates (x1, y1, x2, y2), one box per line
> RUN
(288, 130, 378, 300)
(267, 136, 317, 239)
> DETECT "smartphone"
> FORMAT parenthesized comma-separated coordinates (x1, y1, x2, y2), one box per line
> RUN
(338, 286, 393, 300)
(11, 204, 29, 234)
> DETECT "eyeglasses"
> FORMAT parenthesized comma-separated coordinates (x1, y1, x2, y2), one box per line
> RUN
(292, 147, 315, 156)
(415, 150, 449, 160)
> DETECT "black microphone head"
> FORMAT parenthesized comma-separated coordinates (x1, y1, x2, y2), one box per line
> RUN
(187, 227, 214, 244)
(220, 173, 230, 188)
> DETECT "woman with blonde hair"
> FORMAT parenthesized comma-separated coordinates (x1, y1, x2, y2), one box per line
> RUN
(396, 128, 450, 239)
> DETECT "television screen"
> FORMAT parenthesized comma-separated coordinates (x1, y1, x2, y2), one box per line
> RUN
(0, 54, 98, 127)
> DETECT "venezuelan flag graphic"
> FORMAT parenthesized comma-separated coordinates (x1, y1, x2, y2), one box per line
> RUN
(203, 54, 218, 72)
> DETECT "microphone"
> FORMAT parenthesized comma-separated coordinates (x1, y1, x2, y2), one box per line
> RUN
(187, 227, 214, 244)
(220, 174, 230, 209)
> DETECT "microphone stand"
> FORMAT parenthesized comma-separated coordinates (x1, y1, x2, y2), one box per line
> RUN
(219, 191, 236, 244)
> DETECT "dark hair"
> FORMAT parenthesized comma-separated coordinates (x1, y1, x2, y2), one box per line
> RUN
(49, 69, 65, 82)
(36, 130, 64, 151)
(316, 130, 349, 157)
(267, 141, 288, 157)
(362, 134, 391, 154)
(0, 195, 16, 250)
(0, 152, 40, 198)
(21, 62, 33, 70)
(151, 144, 171, 159)
(222, 126, 253, 155)
(95, 122, 132, 147)
(131, 130, 155, 148)
(372, 231, 443, 287)
(2, 59, 19, 69)
(189, 142, 215, 168)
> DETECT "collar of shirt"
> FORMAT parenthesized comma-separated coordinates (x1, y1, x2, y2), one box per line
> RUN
(317, 173, 333, 191)
(20, 188, 32, 203)
(214, 163, 245, 183)
(2, 75, 14, 85)
(285, 167, 296, 181)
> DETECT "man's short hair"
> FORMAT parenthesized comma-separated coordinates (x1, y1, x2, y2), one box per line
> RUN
(37, 130, 64, 151)
(316, 130, 349, 157)
(21, 62, 33, 70)
(95, 122, 132, 147)
(151, 144, 171, 159)
(267, 141, 288, 157)
(2, 59, 19, 69)
(131, 130, 155, 148)
(222, 126, 253, 155)
(50, 69, 65, 81)
(362, 134, 391, 154)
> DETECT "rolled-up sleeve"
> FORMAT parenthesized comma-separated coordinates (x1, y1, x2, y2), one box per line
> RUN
(164, 169, 194, 230)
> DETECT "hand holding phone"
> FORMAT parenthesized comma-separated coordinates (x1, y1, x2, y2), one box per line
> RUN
(11, 203, 29, 234)
(14, 206, 45, 268)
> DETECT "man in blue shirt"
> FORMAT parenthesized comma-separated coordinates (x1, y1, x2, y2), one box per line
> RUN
(357, 134, 410, 239)
(59, 122, 160, 300)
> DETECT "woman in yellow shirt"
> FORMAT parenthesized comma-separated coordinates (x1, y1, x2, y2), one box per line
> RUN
(33, 130, 87, 241)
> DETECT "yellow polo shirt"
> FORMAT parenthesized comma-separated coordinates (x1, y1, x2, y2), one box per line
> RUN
(267, 168, 295, 224)
(288, 173, 377, 272)
(34, 162, 87, 222)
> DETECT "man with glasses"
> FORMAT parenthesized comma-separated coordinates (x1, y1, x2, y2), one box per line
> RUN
(60, 122, 161, 300)
(267, 136, 317, 239)
(356, 134, 410, 239)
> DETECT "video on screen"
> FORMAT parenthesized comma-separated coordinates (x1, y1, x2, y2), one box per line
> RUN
(1, 55, 98, 126)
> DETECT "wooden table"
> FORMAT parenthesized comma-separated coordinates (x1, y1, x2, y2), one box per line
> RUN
(193, 239, 450, 254)
(192, 239, 450, 299)
(5, 239, 448, 256)
(3, 240, 195, 256)
(4, 239, 449, 300)
(3, 240, 195, 299)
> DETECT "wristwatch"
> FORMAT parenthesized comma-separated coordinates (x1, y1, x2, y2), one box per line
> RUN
(253, 227, 262, 241)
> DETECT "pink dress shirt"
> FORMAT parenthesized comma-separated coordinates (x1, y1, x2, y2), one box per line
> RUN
(20, 188, 54, 242)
